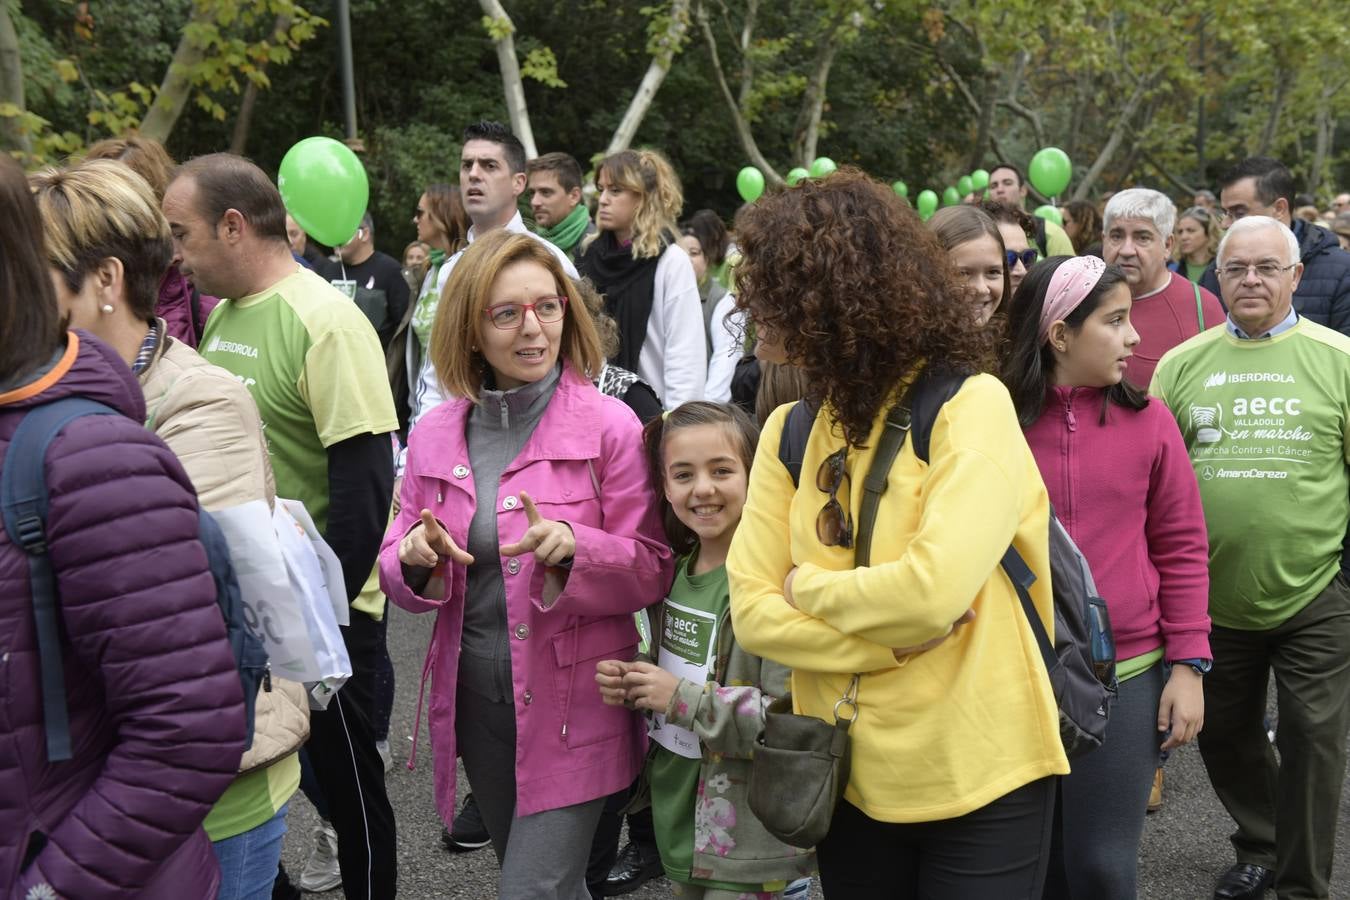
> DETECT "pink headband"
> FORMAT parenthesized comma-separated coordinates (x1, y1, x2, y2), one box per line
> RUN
(1038, 256, 1107, 345)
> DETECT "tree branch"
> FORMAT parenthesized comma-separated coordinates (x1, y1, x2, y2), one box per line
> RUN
(697, 3, 780, 183)
(477, 0, 537, 158)
(606, 0, 692, 154)
(1072, 74, 1152, 200)
(0, 4, 30, 158)
(139, 5, 211, 143)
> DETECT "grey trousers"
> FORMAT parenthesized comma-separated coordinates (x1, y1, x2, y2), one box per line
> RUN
(1043, 661, 1165, 899)
(455, 685, 606, 900)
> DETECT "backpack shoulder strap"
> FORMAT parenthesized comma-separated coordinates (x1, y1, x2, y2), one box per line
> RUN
(999, 543, 1057, 673)
(908, 372, 970, 464)
(1, 397, 118, 762)
(1192, 282, 1204, 332)
(777, 399, 818, 488)
(189, 286, 203, 343)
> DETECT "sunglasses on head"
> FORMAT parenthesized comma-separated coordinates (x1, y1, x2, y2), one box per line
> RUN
(1006, 249, 1038, 269)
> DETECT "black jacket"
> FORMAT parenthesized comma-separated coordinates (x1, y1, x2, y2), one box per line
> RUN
(1200, 219, 1350, 336)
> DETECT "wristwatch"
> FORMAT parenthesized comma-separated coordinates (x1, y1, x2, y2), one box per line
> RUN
(1172, 657, 1212, 676)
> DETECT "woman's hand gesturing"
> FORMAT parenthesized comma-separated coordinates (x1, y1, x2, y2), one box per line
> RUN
(399, 509, 475, 569)
(499, 491, 575, 566)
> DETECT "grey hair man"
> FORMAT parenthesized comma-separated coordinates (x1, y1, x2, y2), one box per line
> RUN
(1101, 187, 1224, 386)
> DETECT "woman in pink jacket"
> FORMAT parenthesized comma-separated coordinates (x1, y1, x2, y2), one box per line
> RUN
(378, 231, 673, 900)
(1002, 255, 1212, 899)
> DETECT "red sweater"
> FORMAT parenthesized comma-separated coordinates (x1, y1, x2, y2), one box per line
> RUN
(1127, 271, 1225, 389)
(1024, 385, 1212, 662)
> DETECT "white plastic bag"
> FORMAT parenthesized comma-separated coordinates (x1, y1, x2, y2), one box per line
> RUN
(274, 500, 352, 708)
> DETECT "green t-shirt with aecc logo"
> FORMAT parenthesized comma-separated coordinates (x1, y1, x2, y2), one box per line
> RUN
(1150, 319, 1350, 630)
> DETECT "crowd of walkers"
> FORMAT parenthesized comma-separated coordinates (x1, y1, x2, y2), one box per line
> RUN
(2, 119, 1349, 900)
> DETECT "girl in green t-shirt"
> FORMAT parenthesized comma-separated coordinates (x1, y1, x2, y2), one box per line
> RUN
(597, 401, 815, 899)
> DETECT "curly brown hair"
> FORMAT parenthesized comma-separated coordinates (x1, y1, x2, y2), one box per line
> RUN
(733, 169, 992, 447)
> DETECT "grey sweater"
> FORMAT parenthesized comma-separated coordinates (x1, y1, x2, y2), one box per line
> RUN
(457, 365, 561, 703)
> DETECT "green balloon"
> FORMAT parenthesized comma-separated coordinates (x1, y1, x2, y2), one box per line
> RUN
(1033, 204, 1064, 227)
(1028, 147, 1072, 198)
(278, 136, 369, 247)
(892, 180, 908, 198)
(971, 168, 990, 191)
(942, 186, 961, 207)
(808, 156, 837, 178)
(916, 190, 938, 220)
(957, 175, 973, 196)
(786, 167, 810, 186)
(736, 166, 766, 203)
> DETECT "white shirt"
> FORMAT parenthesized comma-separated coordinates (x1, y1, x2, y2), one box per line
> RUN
(638, 243, 706, 409)
(705, 290, 744, 404)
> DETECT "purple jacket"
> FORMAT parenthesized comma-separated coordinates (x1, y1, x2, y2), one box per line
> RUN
(157, 267, 221, 349)
(379, 363, 673, 822)
(0, 332, 246, 899)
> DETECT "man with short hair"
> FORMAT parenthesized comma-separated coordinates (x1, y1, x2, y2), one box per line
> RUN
(317, 211, 410, 349)
(1202, 157, 1350, 337)
(1151, 215, 1350, 900)
(409, 121, 578, 427)
(1101, 188, 1226, 386)
(163, 153, 399, 900)
(1195, 189, 1218, 211)
(528, 151, 593, 260)
(1333, 192, 1350, 214)
(987, 162, 1076, 257)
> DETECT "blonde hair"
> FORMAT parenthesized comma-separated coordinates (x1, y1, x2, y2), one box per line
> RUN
(430, 231, 603, 398)
(594, 149, 682, 259)
(1172, 205, 1223, 264)
(30, 159, 172, 320)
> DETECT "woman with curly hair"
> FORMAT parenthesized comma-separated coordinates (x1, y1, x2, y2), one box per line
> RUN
(726, 170, 1068, 899)
(578, 149, 705, 409)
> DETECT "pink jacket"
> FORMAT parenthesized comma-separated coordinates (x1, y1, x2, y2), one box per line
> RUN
(378, 364, 673, 821)
(1024, 386, 1211, 663)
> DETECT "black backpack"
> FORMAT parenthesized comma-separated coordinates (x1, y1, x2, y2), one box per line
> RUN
(777, 373, 1117, 759)
(1, 396, 268, 762)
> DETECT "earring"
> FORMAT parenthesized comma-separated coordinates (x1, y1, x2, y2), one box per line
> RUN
(101, 304, 114, 314)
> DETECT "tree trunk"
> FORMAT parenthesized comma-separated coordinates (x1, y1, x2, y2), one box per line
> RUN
(140, 5, 212, 143)
(1308, 79, 1346, 196)
(791, 7, 852, 167)
(697, 4, 781, 184)
(229, 13, 292, 155)
(0, 5, 30, 158)
(967, 70, 997, 170)
(606, 0, 692, 155)
(477, 0, 537, 158)
(1254, 68, 1292, 157)
(1072, 77, 1150, 201)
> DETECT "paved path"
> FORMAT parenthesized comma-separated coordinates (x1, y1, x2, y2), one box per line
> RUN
(282, 604, 1350, 899)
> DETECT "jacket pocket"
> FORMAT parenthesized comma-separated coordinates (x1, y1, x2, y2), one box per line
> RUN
(550, 616, 641, 749)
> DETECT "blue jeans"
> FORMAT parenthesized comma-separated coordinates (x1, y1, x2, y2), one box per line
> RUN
(212, 803, 289, 900)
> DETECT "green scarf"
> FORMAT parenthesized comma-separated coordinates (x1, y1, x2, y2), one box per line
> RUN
(536, 203, 591, 253)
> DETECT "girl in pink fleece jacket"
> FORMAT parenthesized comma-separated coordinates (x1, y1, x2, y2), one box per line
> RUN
(1002, 256, 1212, 900)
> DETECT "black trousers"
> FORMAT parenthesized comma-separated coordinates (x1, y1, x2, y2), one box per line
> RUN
(585, 783, 656, 898)
(817, 777, 1055, 900)
(306, 609, 399, 899)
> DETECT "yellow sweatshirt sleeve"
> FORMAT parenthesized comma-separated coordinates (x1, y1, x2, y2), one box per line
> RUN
(727, 405, 902, 675)
(790, 377, 1026, 649)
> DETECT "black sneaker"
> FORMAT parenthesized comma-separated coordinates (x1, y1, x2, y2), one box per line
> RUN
(441, 793, 491, 852)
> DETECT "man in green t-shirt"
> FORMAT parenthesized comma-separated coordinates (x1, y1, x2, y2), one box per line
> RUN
(1151, 216, 1350, 900)
(164, 153, 399, 899)
(987, 162, 1076, 256)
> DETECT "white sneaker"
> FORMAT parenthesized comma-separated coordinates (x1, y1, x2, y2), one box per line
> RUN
(298, 820, 341, 892)
(376, 740, 393, 772)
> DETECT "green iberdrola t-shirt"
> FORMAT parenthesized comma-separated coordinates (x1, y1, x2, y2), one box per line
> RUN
(200, 266, 399, 615)
(1151, 319, 1350, 630)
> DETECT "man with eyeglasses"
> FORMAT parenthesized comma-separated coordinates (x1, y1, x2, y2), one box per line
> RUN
(1198, 157, 1350, 338)
(1151, 215, 1350, 900)
(1101, 188, 1225, 386)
